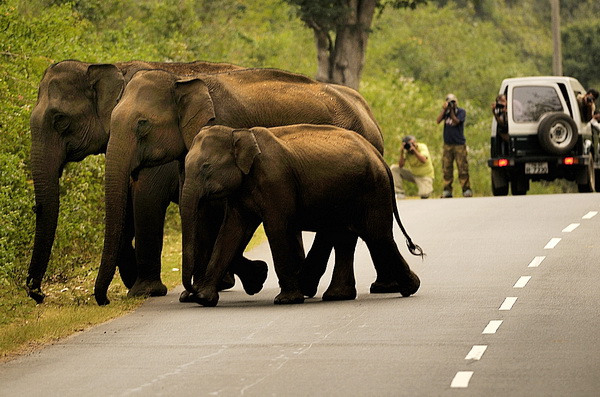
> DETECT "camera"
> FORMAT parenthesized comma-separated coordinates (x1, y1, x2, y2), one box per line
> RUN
(447, 100, 457, 110)
(495, 102, 505, 109)
(403, 142, 412, 150)
(586, 96, 594, 104)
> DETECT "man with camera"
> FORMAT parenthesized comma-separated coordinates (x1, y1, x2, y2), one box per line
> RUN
(390, 135, 434, 199)
(577, 88, 599, 122)
(492, 94, 510, 155)
(436, 93, 472, 198)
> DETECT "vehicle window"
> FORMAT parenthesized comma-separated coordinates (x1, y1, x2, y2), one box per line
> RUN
(512, 86, 563, 122)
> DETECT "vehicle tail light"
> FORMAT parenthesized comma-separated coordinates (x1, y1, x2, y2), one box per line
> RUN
(496, 158, 509, 167)
(562, 157, 576, 165)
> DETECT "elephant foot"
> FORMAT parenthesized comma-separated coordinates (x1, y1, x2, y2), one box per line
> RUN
(194, 288, 219, 307)
(217, 272, 236, 291)
(370, 280, 401, 294)
(322, 285, 357, 301)
(179, 290, 196, 303)
(299, 268, 323, 298)
(274, 290, 305, 305)
(397, 270, 420, 297)
(26, 278, 46, 304)
(95, 292, 110, 306)
(235, 260, 268, 296)
(127, 279, 168, 298)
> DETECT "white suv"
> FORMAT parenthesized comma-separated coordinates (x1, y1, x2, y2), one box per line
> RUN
(488, 76, 598, 195)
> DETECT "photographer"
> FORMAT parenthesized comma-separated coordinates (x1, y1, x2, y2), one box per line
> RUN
(390, 135, 434, 199)
(492, 94, 510, 155)
(577, 88, 599, 122)
(436, 93, 472, 198)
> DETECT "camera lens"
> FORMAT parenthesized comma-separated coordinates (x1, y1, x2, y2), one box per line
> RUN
(404, 142, 411, 150)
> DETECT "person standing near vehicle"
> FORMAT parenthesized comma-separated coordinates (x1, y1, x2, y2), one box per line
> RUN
(436, 93, 472, 198)
(577, 88, 599, 122)
(390, 135, 434, 199)
(492, 94, 510, 155)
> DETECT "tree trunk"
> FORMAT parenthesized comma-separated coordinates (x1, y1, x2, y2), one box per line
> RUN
(312, 0, 377, 90)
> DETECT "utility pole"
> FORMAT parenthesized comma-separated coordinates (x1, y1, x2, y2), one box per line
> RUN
(551, 0, 562, 75)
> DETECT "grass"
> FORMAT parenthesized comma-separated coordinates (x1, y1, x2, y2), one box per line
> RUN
(0, 207, 267, 362)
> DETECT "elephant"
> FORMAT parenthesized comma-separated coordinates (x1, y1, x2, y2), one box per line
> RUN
(26, 59, 266, 304)
(180, 124, 422, 306)
(95, 67, 396, 305)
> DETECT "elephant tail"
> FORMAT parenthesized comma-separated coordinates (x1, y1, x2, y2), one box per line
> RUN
(384, 163, 425, 258)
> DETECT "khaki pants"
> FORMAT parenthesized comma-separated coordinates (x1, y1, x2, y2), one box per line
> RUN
(442, 144, 470, 192)
(390, 164, 434, 198)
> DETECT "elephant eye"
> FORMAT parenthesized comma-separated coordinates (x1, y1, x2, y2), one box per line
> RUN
(136, 119, 151, 138)
(53, 113, 71, 134)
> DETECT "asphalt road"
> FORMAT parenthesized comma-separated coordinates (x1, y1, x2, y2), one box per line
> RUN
(2, 193, 600, 396)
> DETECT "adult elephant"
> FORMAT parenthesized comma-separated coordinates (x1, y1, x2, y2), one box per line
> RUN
(27, 59, 255, 304)
(180, 125, 421, 307)
(95, 68, 391, 305)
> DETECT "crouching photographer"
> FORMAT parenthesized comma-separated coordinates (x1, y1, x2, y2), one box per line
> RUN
(390, 135, 434, 199)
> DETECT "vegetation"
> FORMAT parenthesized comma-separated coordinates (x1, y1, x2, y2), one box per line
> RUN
(1, 0, 598, 358)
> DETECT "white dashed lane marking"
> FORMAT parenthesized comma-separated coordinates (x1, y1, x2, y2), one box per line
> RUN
(562, 223, 580, 232)
(450, 208, 598, 389)
(582, 211, 598, 219)
(499, 297, 518, 311)
(513, 276, 531, 288)
(482, 320, 503, 335)
(451, 371, 474, 388)
(465, 345, 487, 360)
(544, 238, 561, 249)
(528, 256, 545, 268)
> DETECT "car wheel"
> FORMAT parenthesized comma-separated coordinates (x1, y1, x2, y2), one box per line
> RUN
(537, 113, 578, 155)
(578, 154, 596, 193)
(511, 173, 529, 195)
(491, 169, 508, 196)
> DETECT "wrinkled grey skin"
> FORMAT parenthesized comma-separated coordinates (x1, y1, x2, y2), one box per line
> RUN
(96, 67, 394, 305)
(180, 125, 421, 306)
(27, 59, 247, 304)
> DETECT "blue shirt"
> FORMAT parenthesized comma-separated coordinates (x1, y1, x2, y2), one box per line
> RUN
(442, 107, 466, 145)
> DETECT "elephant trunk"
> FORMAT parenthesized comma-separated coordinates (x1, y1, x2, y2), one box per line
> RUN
(27, 134, 65, 303)
(180, 182, 201, 293)
(94, 134, 136, 305)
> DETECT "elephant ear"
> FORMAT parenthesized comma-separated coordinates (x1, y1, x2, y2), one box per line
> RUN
(233, 129, 261, 175)
(87, 64, 125, 134)
(175, 78, 216, 150)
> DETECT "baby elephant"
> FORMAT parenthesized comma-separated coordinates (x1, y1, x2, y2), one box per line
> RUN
(180, 124, 422, 306)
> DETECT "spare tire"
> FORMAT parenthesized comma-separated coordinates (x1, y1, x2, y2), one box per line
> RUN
(537, 112, 578, 155)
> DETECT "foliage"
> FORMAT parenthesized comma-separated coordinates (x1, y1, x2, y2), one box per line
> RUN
(562, 19, 600, 90)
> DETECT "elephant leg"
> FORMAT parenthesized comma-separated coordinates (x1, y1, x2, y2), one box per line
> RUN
(127, 166, 171, 298)
(322, 232, 358, 301)
(365, 238, 420, 297)
(179, 200, 222, 302)
(194, 205, 255, 307)
(299, 232, 333, 297)
(117, 191, 137, 289)
(369, 236, 401, 293)
(265, 225, 305, 305)
(228, 219, 268, 296)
